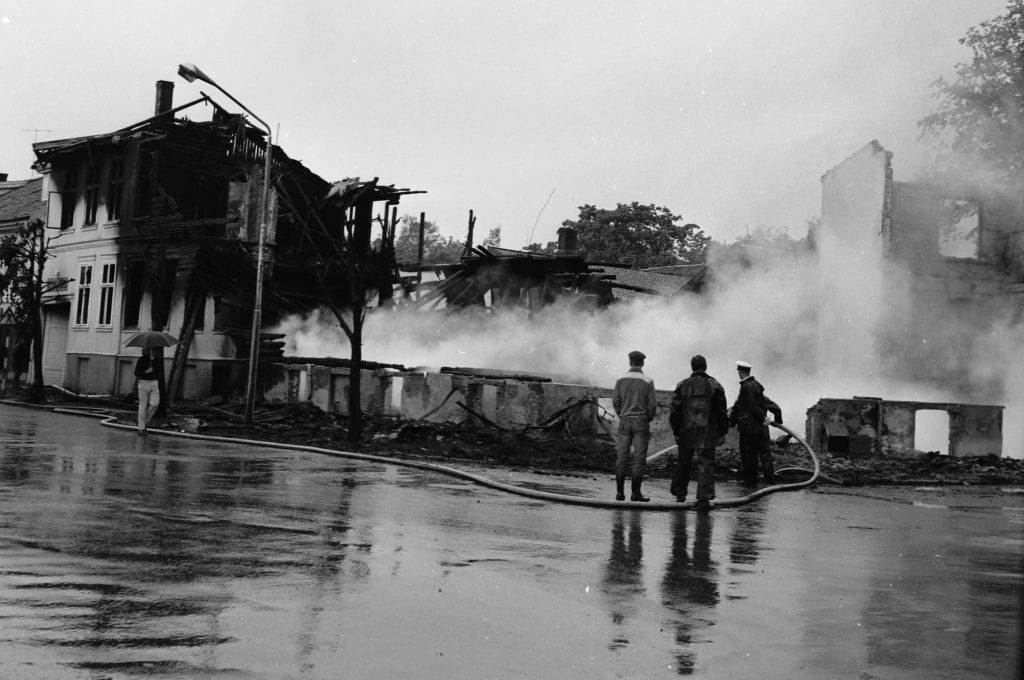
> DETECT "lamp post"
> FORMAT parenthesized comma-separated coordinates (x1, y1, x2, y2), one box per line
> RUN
(178, 63, 272, 424)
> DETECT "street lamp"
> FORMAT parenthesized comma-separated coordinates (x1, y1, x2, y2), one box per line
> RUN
(178, 63, 273, 424)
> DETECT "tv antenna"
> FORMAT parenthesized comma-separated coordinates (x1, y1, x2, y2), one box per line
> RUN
(21, 128, 53, 142)
(527, 188, 556, 245)
(20, 129, 53, 176)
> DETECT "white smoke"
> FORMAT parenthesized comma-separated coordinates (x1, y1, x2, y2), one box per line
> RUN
(274, 244, 1023, 458)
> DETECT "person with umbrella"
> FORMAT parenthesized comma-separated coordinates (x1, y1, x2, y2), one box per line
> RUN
(127, 331, 177, 436)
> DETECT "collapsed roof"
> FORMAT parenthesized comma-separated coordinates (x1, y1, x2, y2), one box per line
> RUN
(404, 242, 707, 311)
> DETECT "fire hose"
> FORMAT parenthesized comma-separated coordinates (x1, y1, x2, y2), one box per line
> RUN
(52, 406, 819, 511)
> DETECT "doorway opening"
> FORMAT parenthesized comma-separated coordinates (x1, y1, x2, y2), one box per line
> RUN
(915, 409, 950, 455)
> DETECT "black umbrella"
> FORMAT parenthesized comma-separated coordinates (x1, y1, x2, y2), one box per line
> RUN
(124, 331, 179, 348)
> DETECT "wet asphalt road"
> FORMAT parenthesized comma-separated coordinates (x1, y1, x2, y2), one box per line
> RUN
(0, 405, 1021, 679)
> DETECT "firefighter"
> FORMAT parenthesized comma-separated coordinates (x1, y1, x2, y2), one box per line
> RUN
(612, 350, 658, 501)
(730, 360, 782, 484)
(669, 355, 729, 511)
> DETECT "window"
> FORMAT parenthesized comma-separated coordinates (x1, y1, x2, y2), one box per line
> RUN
(60, 167, 77, 230)
(193, 295, 206, 331)
(153, 259, 178, 330)
(135, 154, 152, 218)
(939, 199, 980, 259)
(121, 261, 146, 329)
(75, 264, 93, 325)
(97, 263, 116, 326)
(106, 158, 124, 222)
(84, 164, 100, 226)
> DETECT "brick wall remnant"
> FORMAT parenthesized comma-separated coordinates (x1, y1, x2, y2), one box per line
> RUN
(806, 397, 1003, 458)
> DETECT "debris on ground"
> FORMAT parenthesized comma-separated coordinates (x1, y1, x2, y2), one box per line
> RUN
(10, 386, 1024, 486)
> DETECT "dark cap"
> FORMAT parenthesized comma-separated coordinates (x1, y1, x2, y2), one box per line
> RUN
(628, 350, 646, 363)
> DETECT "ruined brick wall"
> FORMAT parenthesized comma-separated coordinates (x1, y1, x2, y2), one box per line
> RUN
(890, 182, 946, 262)
(806, 397, 1003, 458)
(890, 181, 1022, 282)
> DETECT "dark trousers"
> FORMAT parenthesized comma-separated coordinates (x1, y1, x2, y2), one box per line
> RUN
(739, 429, 774, 482)
(671, 447, 715, 501)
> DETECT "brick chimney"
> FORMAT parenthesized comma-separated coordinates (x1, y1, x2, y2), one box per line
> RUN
(555, 226, 579, 257)
(154, 80, 175, 115)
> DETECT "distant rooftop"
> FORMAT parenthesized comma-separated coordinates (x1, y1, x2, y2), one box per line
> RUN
(0, 177, 32, 197)
(0, 177, 44, 224)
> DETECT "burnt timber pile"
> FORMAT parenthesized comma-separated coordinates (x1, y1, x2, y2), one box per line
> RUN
(399, 227, 707, 312)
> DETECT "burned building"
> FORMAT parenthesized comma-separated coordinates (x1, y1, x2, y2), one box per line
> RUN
(407, 227, 707, 312)
(28, 81, 346, 400)
(819, 141, 1023, 411)
(814, 141, 1024, 457)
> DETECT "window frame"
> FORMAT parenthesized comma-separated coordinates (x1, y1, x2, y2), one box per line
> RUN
(121, 260, 146, 330)
(97, 261, 117, 327)
(938, 199, 981, 261)
(59, 166, 78, 230)
(83, 164, 101, 227)
(106, 158, 125, 223)
(75, 262, 94, 326)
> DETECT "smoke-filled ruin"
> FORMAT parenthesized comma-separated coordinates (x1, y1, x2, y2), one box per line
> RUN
(270, 140, 1023, 458)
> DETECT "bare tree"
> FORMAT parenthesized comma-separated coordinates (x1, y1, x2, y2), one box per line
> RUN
(0, 219, 73, 402)
(275, 177, 422, 442)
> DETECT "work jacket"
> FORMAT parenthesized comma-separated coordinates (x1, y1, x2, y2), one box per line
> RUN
(730, 375, 782, 434)
(612, 368, 657, 421)
(669, 371, 728, 449)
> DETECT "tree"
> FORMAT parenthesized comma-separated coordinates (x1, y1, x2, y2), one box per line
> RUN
(0, 219, 73, 402)
(918, 1, 1024, 193)
(561, 202, 708, 267)
(394, 215, 464, 264)
(277, 178, 419, 442)
(706, 224, 813, 271)
(481, 226, 501, 248)
(733, 225, 811, 252)
(523, 241, 555, 255)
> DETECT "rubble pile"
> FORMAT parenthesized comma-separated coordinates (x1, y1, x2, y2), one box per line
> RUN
(790, 448, 1024, 486)
(190, 402, 1024, 486)
(200, 402, 619, 474)
(20, 389, 1024, 486)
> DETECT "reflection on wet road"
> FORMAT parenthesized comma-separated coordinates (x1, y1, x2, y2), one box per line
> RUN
(0, 406, 1021, 679)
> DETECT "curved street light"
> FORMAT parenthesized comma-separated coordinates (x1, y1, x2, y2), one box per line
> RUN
(178, 63, 273, 424)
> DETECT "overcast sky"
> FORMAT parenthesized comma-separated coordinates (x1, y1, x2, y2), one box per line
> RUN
(0, 0, 1009, 247)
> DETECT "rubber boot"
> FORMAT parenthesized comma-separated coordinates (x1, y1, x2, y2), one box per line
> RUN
(615, 474, 626, 501)
(630, 477, 649, 502)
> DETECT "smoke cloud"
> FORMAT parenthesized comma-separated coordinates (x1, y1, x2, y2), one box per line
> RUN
(273, 238, 1024, 459)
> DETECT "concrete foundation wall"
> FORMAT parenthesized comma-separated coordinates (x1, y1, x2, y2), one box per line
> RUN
(65, 353, 117, 394)
(807, 397, 1003, 458)
(66, 352, 220, 400)
(261, 363, 688, 452)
